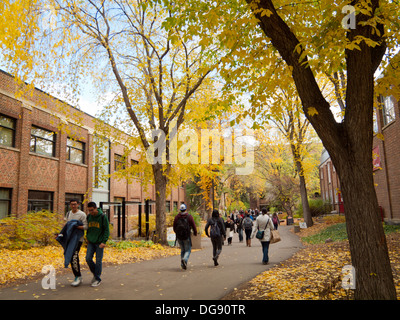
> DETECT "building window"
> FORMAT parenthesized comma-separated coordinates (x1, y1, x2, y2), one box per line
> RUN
(114, 154, 126, 171)
(114, 197, 124, 217)
(382, 95, 396, 126)
(327, 163, 332, 184)
(0, 114, 16, 148)
(30, 126, 56, 157)
(28, 190, 54, 212)
(373, 108, 379, 134)
(165, 201, 171, 213)
(173, 201, 178, 212)
(67, 138, 85, 164)
(65, 193, 84, 214)
(0, 188, 12, 219)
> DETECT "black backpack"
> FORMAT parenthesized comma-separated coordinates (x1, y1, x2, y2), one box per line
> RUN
(210, 219, 221, 238)
(175, 215, 190, 240)
(243, 217, 253, 230)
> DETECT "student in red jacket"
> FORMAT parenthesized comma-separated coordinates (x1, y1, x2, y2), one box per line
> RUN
(173, 204, 197, 270)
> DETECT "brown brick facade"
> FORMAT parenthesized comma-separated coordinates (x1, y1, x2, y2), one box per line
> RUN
(0, 70, 186, 236)
(319, 95, 400, 224)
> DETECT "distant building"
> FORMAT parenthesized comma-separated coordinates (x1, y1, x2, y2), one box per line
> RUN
(0, 70, 186, 237)
(319, 94, 400, 224)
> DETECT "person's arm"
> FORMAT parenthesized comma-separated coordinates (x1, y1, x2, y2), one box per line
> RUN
(205, 220, 210, 237)
(189, 215, 198, 236)
(219, 218, 226, 238)
(100, 214, 110, 248)
(251, 218, 259, 239)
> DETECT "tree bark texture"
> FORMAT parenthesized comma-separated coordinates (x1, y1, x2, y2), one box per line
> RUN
(247, 0, 396, 299)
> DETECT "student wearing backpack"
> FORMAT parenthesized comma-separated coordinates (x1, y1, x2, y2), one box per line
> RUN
(235, 214, 244, 243)
(242, 212, 253, 247)
(173, 204, 198, 270)
(205, 209, 226, 266)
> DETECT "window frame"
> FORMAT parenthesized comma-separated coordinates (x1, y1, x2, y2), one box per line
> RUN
(27, 190, 54, 212)
(0, 188, 12, 219)
(382, 95, 396, 127)
(30, 126, 56, 157)
(66, 137, 85, 164)
(114, 153, 126, 172)
(0, 113, 16, 148)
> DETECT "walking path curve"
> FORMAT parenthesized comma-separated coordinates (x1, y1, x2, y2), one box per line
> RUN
(0, 225, 303, 300)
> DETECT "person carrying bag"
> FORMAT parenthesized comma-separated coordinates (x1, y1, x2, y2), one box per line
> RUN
(251, 208, 275, 265)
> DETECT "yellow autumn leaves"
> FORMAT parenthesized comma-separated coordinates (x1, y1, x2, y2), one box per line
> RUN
(227, 221, 400, 300)
(244, 242, 353, 300)
(0, 244, 180, 287)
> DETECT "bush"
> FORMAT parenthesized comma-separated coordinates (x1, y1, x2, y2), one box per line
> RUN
(107, 239, 163, 250)
(297, 198, 331, 218)
(0, 211, 64, 249)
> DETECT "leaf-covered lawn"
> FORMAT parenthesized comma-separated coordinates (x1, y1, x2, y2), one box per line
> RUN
(224, 220, 400, 300)
(0, 241, 180, 287)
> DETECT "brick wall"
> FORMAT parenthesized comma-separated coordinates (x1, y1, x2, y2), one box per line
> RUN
(0, 70, 188, 237)
(320, 94, 400, 223)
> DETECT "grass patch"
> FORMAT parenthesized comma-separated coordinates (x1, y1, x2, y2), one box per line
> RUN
(302, 222, 400, 244)
(302, 223, 347, 244)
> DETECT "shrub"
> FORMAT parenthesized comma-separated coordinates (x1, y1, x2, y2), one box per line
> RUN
(297, 198, 331, 218)
(0, 211, 64, 249)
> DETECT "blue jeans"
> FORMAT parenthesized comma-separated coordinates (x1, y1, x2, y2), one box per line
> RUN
(86, 242, 104, 281)
(261, 241, 270, 263)
(177, 238, 192, 263)
(238, 228, 243, 242)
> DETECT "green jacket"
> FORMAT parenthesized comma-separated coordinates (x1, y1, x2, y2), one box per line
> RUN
(86, 208, 110, 244)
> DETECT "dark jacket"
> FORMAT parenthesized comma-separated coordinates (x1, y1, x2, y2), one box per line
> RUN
(56, 219, 84, 268)
(173, 212, 198, 238)
(205, 217, 226, 238)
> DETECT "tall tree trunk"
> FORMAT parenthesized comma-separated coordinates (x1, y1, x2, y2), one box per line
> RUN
(333, 147, 396, 299)
(246, 0, 397, 299)
(152, 163, 168, 244)
(291, 145, 313, 227)
(296, 161, 313, 227)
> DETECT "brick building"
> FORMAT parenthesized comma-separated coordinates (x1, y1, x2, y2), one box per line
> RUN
(0, 70, 186, 237)
(319, 94, 400, 224)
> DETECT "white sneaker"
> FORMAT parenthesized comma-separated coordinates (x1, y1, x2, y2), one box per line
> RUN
(91, 279, 101, 287)
(71, 276, 82, 287)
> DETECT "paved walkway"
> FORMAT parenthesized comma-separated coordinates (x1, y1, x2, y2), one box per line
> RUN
(0, 225, 303, 300)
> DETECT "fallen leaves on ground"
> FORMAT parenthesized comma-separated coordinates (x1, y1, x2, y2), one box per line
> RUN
(225, 220, 400, 300)
(0, 242, 180, 287)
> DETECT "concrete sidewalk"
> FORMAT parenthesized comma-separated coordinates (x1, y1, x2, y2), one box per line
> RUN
(0, 225, 303, 300)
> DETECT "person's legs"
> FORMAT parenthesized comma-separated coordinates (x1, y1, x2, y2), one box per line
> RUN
(71, 241, 82, 286)
(71, 241, 82, 277)
(94, 244, 104, 282)
(86, 242, 96, 276)
(238, 228, 243, 242)
(211, 238, 217, 258)
(181, 238, 191, 263)
(261, 241, 270, 264)
(178, 238, 191, 269)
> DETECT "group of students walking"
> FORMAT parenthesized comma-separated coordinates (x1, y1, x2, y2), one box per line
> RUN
(57, 199, 110, 287)
(173, 205, 280, 270)
(61, 200, 279, 283)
